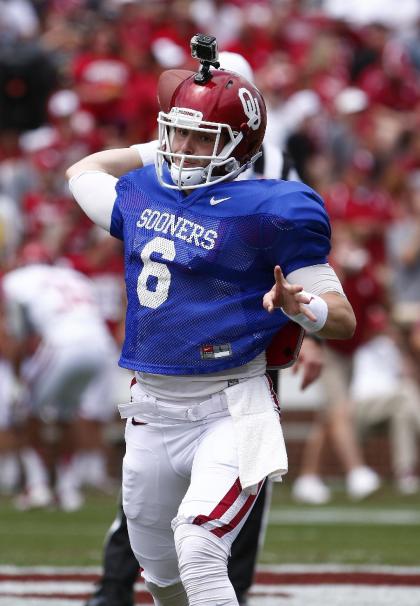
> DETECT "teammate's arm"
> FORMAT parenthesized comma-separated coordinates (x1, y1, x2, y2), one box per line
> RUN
(294, 337, 324, 390)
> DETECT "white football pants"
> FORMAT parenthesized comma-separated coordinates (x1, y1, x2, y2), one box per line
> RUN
(122, 382, 263, 598)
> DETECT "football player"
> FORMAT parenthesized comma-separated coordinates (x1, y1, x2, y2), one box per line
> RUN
(83, 53, 324, 606)
(1, 244, 118, 511)
(67, 36, 355, 606)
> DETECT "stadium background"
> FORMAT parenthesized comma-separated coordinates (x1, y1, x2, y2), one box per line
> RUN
(1, 0, 420, 604)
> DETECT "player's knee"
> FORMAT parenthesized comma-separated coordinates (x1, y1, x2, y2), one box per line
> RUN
(145, 580, 188, 606)
(173, 522, 236, 604)
(174, 521, 229, 571)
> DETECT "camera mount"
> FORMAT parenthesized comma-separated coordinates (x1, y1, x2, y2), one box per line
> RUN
(190, 34, 220, 84)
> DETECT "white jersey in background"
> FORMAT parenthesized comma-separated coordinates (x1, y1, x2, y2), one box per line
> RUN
(2, 264, 112, 348)
(2, 264, 117, 422)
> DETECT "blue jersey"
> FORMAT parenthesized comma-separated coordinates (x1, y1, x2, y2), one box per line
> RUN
(111, 165, 331, 375)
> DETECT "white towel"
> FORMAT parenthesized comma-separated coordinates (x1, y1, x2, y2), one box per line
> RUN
(224, 376, 288, 495)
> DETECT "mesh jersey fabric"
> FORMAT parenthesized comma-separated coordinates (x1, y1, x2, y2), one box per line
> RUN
(110, 165, 330, 375)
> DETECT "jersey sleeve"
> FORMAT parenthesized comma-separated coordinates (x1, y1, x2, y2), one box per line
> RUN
(110, 195, 123, 240)
(110, 166, 158, 241)
(110, 176, 128, 240)
(68, 171, 117, 232)
(269, 189, 331, 275)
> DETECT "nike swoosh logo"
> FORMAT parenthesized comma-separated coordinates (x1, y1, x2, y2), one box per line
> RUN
(132, 417, 147, 426)
(210, 196, 231, 205)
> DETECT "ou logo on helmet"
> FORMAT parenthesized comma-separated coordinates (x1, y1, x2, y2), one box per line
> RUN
(238, 88, 261, 131)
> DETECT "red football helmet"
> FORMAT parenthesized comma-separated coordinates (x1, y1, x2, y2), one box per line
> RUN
(156, 69, 267, 190)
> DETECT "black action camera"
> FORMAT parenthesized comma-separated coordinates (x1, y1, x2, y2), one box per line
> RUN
(190, 33, 220, 84)
(190, 34, 219, 63)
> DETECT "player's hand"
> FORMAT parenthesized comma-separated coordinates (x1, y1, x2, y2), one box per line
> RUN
(293, 337, 324, 390)
(263, 266, 316, 322)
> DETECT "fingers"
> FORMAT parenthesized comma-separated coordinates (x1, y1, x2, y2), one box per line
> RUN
(273, 265, 283, 286)
(294, 353, 321, 389)
(300, 373, 312, 390)
(292, 292, 317, 321)
(300, 362, 321, 390)
(295, 291, 311, 304)
(275, 266, 303, 295)
(263, 292, 275, 313)
(264, 266, 316, 318)
(264, 266, 285, 313)
(298, 305, 317, 322)
(287, 284, 305, 297)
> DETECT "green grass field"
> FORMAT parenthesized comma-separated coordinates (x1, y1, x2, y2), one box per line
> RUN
(2, 482, 420, 568)
(263, 481, 420, 566)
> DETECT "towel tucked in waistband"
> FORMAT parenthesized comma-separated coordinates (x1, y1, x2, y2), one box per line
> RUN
(224, 375, 288, 495)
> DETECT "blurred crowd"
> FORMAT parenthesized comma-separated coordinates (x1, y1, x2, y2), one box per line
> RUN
(1, 0, 420, 509)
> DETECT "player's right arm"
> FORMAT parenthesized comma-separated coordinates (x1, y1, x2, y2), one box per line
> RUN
(66, 147, 143, 181)
(66, 141, 158, 231)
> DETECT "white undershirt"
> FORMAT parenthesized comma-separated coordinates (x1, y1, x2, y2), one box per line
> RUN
(69, 171, 117, 231)
(68, 166, 344, 401)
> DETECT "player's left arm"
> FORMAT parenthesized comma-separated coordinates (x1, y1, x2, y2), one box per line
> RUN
(263, 265, 356, 339)
(263, 188, 356, 340)
(315, 291, 356, 339)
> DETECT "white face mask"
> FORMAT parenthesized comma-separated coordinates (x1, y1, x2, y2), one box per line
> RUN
(155, 107, 254, 191)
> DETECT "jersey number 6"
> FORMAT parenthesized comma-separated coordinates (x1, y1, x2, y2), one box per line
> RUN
(137, 237, 176, 309)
